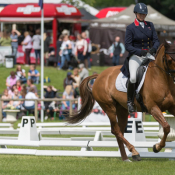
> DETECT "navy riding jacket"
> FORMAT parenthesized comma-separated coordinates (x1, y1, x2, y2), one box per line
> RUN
(120, 19, 160, 77)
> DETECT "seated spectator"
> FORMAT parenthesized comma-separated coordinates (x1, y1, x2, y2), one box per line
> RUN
(60, 85, 75, 119)
(63, 72, 76, 89)
(10, 89, 21, 109)
(28, 65, 40, 84)
(16, 65, 27, 84)
(1, 89, 11, 118)
(6, 71, 19, 90)
(23, 87, 38, 110)
(8, 84, 17, 97)
(21, 84, 27, 98)
(26, 79, 38, 94)
(48, 51, 57, 67)
(79, 63, 89, 81)
(44, 85, 57, 120)
(16, 80, 22, 92)
(72, 68, 81, 97)
(89, 72, 98, 89)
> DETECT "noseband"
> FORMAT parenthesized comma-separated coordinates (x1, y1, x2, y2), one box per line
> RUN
(163, 50, 175, 83)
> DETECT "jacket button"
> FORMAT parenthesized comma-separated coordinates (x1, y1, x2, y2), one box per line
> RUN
(147, 46, 149, 48)
(148, 38, 150, 40)
(142, 43, 144, 45)
(142, 47, 143, 49)
(148, 42, 149, 44)
(142, 40, 143, 41)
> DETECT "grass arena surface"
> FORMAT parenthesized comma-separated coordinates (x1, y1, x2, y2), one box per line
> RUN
(0, 155, 175, 175)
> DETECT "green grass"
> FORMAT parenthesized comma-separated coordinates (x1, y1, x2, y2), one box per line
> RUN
(0, 65, 109, 94)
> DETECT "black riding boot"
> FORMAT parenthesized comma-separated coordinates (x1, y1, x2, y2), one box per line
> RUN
(127, 81, 136, 113)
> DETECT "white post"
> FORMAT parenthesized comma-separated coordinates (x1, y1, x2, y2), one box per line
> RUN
(1, 22, 3, 32)
(40, 7, 44, 122)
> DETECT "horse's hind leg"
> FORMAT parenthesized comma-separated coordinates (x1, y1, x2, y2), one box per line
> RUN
(99, 102, 140, 161)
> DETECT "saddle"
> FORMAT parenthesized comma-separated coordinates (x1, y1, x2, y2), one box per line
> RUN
(126, 59, 151, 112)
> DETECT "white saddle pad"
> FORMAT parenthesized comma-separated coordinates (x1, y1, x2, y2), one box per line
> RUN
(115, 66, 148, 94)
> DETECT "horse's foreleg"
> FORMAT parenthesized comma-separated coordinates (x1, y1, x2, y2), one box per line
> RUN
(107, 111, 140, 161)
(151, 106, 170, 153)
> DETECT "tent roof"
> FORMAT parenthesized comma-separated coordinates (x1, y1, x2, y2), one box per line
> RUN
(96, 7, 126, 18)
(91, 4, 175, 31)
(0, 0, 99, 16)
(0, 3, 81, 18)
(79, 8, 97, 20)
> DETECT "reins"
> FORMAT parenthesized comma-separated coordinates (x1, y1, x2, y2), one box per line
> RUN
(152, 49, 175, 84)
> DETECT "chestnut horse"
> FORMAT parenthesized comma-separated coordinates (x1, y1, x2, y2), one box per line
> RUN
(68, 41, 175, 161)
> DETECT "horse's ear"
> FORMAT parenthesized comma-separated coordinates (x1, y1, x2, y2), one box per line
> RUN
(164, 40, 170, 49)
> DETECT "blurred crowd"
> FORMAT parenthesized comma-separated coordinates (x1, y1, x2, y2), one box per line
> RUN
(0, 28, 92, 70)
(1, 62, 95, 121)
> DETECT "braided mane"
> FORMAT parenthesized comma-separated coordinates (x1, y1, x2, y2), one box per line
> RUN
(155, 43, 164, 58)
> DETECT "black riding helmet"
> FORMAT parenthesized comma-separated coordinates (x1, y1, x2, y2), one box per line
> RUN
(134, 3, 148, 15)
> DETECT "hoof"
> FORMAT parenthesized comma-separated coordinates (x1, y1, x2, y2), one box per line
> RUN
(124, 159, 132, 162)
(153, 144, 159, 153)
(132, 154, 141, 161)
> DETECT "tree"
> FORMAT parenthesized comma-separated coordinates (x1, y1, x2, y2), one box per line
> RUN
(61, 0, 95, 8)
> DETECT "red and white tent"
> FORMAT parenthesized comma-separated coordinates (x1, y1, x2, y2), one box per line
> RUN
(0, 3, 82, 49)
(96, 7, 126, 18)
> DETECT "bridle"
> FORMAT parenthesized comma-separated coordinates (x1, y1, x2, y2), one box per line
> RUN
(163, 49, 175, 83)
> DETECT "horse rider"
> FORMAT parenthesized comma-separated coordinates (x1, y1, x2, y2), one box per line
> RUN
(120, 3, 160, 113)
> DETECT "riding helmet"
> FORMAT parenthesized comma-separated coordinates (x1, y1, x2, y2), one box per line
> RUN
(134, 3, 148, 15)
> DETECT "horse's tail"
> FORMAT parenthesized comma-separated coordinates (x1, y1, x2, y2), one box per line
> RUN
(67, 74, 98, 124)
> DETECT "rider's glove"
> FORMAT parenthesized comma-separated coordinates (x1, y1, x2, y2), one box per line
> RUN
(140, 50, 147, 56)
(149, 47, 156, 55)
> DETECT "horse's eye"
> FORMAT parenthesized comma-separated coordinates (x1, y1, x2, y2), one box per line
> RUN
(168, 59, 172, 64)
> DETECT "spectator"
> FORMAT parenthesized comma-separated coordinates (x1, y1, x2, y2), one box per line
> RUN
(10, 29, 21, 65)
(16, 65, 27, 84)
(61, 85, 75, 118)
(82, 32, 92, 69)
(59, 34, 72, 70)
(21, 31, 32, 66)
(18, 30, 25, 45)
(48, 51, 57, 67)
(56, 35, 64, 65)
(23, 87, 38, 110)
(32, 29, 41, 65)
(1, 89, 11, 119)
(79, 63, 89, 81)
(16, 80, 22, 92)
(28, 65, 40, 84)
(75, 34, 87, 65)
(44, 32, 51, 61)
(72, 68, 81, 97)
(89, 72, 97, 89)
(21, 84, 27, 98)
(44, 86, 57, 120)
(8, 84, 17, 97)
(10, 89, 21, 109)
(110, 36, 125, 66)
(26, 79, 38, 94)
(63, 72, 76, 89)
(69, 35, 76, 56)
(0, 31, 11, 46)
(6, 71, 19, 90)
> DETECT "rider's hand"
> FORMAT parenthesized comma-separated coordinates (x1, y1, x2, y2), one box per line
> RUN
(149, 47, 156, 55)
(140, 50, 147, 56)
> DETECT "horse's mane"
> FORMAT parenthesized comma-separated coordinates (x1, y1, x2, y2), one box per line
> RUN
(155, 43, 164, 58)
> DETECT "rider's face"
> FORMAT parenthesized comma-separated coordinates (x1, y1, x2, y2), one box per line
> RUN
(136, 13, 146, 21)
